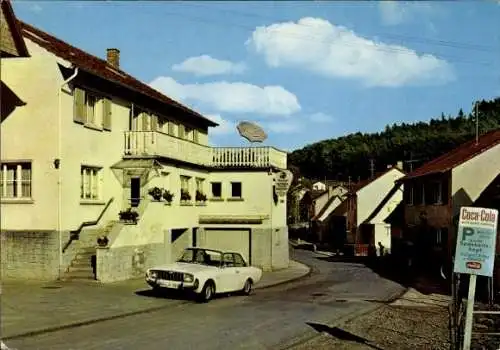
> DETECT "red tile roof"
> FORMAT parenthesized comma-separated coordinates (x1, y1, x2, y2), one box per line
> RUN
(1, 0, 29, 57)
(401, 128, 500, 180)
(17, 20, 218, 127)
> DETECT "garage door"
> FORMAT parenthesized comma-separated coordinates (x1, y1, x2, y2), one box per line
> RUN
(200, 229, 251, 264)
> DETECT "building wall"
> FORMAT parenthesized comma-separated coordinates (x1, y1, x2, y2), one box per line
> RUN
(357, 168, 405, 225)
(451, 143, 500, 216)
(1, 40, 61, 230)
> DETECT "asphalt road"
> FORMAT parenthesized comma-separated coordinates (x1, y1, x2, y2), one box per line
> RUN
(6, 249, 405, 350)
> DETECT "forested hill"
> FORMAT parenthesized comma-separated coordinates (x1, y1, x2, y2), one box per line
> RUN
(289, 97, 500, 182)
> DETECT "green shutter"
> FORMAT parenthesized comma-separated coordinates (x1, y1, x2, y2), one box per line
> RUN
(193, 129, 199, 143)
(151, 115, 158, 132)
(102, 98, 112, 130)
(179, 124, 185, 138)
(73, 88, 86, 124)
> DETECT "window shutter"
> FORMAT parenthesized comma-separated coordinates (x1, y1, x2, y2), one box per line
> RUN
(73, 88, 86, 124)
(102, 98, 112, 130)
(179, 125, 185, 138)
(193, 129, 199, 143)
(151, 115, 158, 131)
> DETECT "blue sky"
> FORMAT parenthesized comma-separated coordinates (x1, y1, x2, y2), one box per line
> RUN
(13, 1, 500, 151)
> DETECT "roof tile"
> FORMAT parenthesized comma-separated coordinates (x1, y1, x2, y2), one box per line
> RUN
(17, 20, 217, 127)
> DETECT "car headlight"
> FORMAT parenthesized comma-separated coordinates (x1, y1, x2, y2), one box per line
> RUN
(183, 273, 194, 283)
(146, 270, 157, 279)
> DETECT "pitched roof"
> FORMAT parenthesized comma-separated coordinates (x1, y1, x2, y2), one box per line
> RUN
(17, 20, 217, 128)
(312, 195, 342, 221)
(401, 128, 500, 180)
(362, 182, 402, 224)
(1, 0, 29, 57)
(350, 166, 405, 193)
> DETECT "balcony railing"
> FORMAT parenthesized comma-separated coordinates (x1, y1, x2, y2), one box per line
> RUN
(124, 131, 287, 169)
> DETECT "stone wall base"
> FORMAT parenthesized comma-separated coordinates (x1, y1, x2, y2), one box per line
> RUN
(96, 243, 165, 283)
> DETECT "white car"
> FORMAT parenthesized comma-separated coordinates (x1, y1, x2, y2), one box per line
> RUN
(145, 247, 263, 302)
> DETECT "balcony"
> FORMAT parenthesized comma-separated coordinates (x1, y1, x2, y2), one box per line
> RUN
(124, 131, 287, 169)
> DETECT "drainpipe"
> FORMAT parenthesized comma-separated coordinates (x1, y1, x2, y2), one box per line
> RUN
(57, 66, 79, 279)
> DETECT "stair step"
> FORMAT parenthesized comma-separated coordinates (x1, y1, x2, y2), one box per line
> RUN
(67, 266, 94, 273)
(65, 270, 94, 279)
(70, 260, 92, 268)
(79, 246, 97, 254)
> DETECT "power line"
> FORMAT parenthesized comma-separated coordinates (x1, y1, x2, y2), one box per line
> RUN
(156, 7, 497, 68)
(179, 2, 499, 54)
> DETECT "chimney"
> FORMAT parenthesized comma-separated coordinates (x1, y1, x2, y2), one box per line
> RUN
(106, 48, 120, 68)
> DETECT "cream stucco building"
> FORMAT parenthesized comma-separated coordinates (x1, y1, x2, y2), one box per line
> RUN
(1, 14, 290, 282)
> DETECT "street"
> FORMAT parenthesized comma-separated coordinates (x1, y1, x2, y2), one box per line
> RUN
(6, 250, 405, 350)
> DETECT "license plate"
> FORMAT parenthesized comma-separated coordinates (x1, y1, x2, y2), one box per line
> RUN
(159, 280, 179, 289)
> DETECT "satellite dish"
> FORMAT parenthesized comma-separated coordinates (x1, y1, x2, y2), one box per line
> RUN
(237, 121, 268, 144)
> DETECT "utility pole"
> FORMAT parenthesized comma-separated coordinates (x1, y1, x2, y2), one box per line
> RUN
(369, 158, 375, 178)
(474, 101, 479, 145)
(404, 152, 424, 173)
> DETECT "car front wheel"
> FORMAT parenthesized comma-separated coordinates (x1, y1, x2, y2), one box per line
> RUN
(198, 281, 215, 303)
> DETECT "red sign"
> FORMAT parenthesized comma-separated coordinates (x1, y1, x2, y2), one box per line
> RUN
(466, 261, 482, 270)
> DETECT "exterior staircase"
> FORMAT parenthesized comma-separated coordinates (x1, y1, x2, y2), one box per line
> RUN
(63, 221, 117, 281)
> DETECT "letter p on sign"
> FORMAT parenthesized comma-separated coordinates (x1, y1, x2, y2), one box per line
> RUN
(462, 227, 475, 241)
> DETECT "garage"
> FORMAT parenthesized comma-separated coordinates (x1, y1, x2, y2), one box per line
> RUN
(197, 228, 251, 264)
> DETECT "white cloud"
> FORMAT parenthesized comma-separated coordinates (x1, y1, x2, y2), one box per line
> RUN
(149, 76, 301, 116)
(172, 55, 247, 76)
(205, 114, 236, 135)
(246, 17, 453, 87)
(309, 112, 334, 123)
(378, 1, 435, 26)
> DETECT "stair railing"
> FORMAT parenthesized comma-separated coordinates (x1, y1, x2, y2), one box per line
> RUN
(62, 197, 114, 253)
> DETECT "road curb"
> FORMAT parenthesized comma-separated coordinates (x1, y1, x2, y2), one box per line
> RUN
(256, 261, 314, 290)
(3, 261, 313, 341)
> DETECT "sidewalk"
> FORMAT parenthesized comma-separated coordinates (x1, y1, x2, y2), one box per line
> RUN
(1, 260, 310, 340)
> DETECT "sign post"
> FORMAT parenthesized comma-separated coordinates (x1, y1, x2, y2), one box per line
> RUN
(453, 206, 498, 350)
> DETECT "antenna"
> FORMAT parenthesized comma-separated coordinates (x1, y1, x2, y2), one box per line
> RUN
(474, 101, 479, 145)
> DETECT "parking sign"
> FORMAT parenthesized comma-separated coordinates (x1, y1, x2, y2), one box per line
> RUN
(453, 206, 498, 277)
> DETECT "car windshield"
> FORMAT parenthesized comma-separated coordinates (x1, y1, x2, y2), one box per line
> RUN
(177, 248, 222, 267)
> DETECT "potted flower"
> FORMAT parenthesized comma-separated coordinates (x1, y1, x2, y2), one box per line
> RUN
(97, 235, 109, 247)
(148, 186, 163, 201)
(118, 208, 139, 224)
(180, 189, 191, 204)
(162, 189, 174, 205)
(195, 190, 207, 204)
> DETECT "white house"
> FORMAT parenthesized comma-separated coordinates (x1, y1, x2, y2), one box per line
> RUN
(0, 16, 290, 282)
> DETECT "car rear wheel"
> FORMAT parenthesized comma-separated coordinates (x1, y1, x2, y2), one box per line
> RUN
(198, 281, 215, 303)
(242, 279, 253, 295)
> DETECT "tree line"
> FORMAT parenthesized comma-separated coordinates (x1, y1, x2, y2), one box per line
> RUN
(288, 97, 500, 183)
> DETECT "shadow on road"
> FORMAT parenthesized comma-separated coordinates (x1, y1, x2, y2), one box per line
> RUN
(306, 322, 384, 350)
(135, 289, 194, 301)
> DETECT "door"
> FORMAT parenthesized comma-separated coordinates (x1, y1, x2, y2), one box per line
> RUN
(130, 177, 141, 207)
(220, 253, 239, 292)
(202, 229, 251, 264)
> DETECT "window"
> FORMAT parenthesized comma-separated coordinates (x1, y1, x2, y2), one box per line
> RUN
(180, 175, 190, 191)
(73, 87, 112, 130)
(231, 182, 242, 198)
(425, 181, 442, 205)
(223, 253, 235, 267)
(211, 182, 222, 198)
(1, 162, 32, 199)
(196, 178, 204, 192)
(233, 253, 247, 267)
(80, 166, 102, 200)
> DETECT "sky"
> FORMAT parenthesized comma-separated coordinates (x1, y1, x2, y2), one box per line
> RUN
(13, 1, 500, 151)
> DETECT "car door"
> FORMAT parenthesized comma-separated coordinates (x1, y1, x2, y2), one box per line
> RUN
(220, 253, 239, 292)
(233, 253, 248, 289)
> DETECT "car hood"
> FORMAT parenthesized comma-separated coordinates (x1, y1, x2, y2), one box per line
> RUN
(149, 262, 217, 274)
